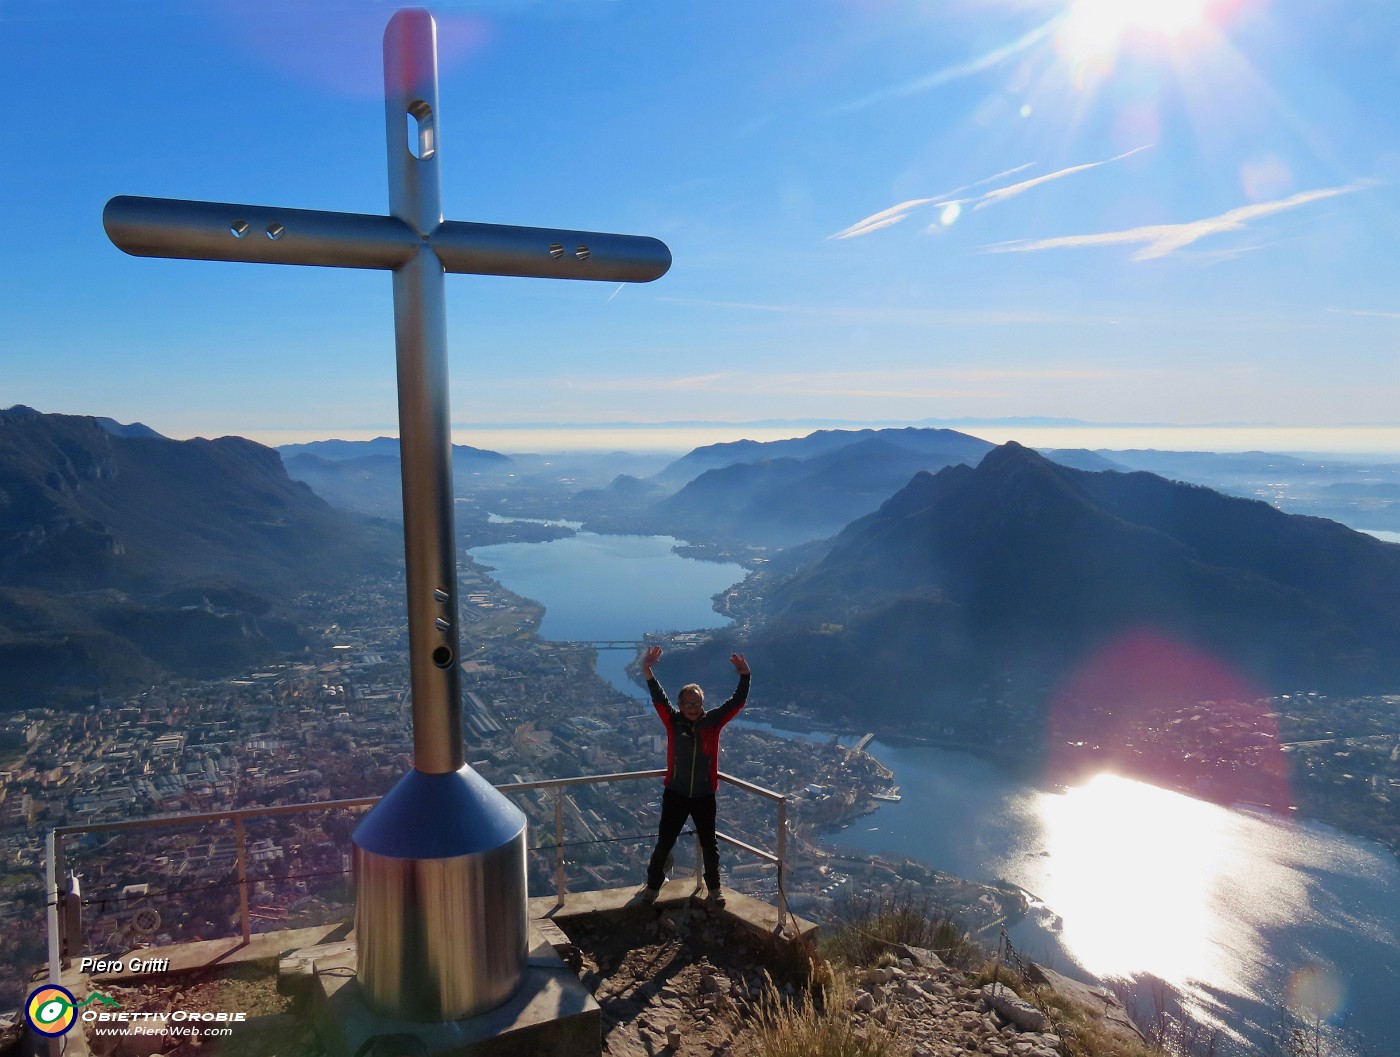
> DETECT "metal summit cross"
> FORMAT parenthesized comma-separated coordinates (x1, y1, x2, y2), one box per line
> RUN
(104, 8, 670, 1025)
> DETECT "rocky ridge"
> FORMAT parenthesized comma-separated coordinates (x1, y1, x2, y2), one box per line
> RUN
(562, 902, 1132, 1057)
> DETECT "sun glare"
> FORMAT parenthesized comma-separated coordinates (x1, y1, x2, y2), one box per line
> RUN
(1059, 0, 1212, 64)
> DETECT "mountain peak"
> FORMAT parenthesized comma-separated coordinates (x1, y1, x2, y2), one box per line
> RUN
(976, 440, 1039, 467)
(755, 443, 1400, 709)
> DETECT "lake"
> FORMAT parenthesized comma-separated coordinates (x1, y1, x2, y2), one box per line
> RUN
(826, 738, 1400, 1054)
(469, 529, 745, 694)
(468, 530, 1399, 1056)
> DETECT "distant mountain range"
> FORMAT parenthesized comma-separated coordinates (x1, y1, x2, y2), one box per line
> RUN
(279, 439, 514, 519)
(0, 408, 397, 709)
(640, 428, 996, 545)
(668, 442, 1400, 728)
(654, 427, 993, 485)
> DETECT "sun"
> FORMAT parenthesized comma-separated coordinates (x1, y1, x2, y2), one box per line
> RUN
(1059, 0, 1213, 64)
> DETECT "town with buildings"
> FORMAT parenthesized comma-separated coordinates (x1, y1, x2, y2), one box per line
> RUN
(2, 552, 1398, 1015)
(0, 556, 1023, 1013)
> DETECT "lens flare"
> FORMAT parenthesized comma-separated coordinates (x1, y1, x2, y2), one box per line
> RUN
(1059, 0, 1212, 65)
(1047, 629, 1291, 812)
(1287, 966, 1347, 1022)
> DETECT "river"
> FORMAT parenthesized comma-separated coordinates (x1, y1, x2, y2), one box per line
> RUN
(468, 529, 1400, 1055)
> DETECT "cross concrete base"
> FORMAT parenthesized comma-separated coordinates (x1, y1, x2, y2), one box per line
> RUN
(305, 930, 600, 1057)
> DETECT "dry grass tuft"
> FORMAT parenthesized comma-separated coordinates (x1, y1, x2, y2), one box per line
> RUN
(751, 975, 911, 1057)
(821, 886, 982, 970)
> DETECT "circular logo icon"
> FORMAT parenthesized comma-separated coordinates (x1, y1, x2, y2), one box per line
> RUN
(26, 984, 77, 1037)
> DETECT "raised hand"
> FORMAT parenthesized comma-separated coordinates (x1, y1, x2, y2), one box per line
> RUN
(643, 645, 663, 671)
(730, 652, 750, 676)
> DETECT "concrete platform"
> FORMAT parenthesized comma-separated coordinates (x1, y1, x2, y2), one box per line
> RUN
(59, 923, 354, 1057)
(80, 920, 353, 983)
(308, 927, 600, 1057)
(530, 880, 820, 949)
(59, 884, 811, 1057)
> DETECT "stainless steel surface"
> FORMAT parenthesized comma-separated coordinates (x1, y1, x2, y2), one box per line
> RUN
(45, 832, 60, 1057)
(432, 221, 670, 282)
(776, 798, 789, 932)
(495, 768, 666, 793)
(102, 196, 670, 283)
(355, 839, 528, 1021)
(715, 831, 778, 864)
(46, 831, 60, 979)
(392, 244, 463, 775)
(354, 766, 528, 1020)
(354, 763, 527, 859)
(53, 794, 382, 836)
(554, 790, 567, 898)
(101, 1, 677, 1003)
(235, 817, 251, 944)
(384, 10, 442, 239)
(103, 196, 417, 269)
(383, 9, 462, 777)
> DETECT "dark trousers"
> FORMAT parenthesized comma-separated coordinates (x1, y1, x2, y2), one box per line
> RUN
(647, 789, 720, 891)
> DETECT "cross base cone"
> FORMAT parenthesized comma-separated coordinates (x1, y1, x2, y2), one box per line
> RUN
(352, 765, 529, 1021)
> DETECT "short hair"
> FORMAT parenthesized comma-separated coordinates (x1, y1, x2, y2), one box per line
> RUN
(678, 683, 705, 706)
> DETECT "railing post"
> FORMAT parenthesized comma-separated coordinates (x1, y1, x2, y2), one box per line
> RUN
(45, 831, 63, 1057)
(776, 797, 789, 932)
(234, 816, 250, 944)
(46, 831, 61, 978)
(554, 789, 567, 900)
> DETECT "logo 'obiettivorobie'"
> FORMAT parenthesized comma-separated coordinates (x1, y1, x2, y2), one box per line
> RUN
(24, 986, 121, 1037)
(25, 985, 78, 1037)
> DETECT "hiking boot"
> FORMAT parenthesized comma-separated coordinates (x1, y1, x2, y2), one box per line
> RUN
(704, 887, 725, 909)
(636, 885, 660, 905)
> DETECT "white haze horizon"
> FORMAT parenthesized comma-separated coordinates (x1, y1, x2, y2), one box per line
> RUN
(236, 422, 1400, 459)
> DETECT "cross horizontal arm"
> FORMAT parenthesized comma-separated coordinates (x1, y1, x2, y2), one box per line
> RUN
(105, 196, 672, 284)
(104, 195, 419, 270)
(430, 221, 670, 283)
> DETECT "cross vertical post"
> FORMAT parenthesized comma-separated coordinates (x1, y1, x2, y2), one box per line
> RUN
(103, 6, 669, 1024)
(383, 11, 462, 776)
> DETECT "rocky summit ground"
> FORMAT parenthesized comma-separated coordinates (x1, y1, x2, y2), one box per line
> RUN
(560, 901, 1075, 1057)
(56, 904, 1106, 1057)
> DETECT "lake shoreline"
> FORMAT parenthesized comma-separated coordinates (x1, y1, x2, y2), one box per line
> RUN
(741, 706, 1400, 866)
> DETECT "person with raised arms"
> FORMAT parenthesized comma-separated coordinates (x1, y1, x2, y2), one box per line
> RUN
(637, 645, 750, 907)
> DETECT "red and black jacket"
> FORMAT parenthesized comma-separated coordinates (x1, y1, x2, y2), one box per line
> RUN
(648, 674, 749, 796)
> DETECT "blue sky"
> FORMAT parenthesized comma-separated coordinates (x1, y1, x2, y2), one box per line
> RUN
(4, 0, 1399, 448)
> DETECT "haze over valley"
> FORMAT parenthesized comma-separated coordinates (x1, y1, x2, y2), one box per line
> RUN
(5, 406, 1400, 1053)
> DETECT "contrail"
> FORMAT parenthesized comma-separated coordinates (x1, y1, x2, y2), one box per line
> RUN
(973, 145, 1152, 210)
(985, 182, 1368, 260)
(829, 20, 1054, 117)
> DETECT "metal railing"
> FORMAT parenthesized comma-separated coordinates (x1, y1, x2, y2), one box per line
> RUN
(46, 769, 790, 986)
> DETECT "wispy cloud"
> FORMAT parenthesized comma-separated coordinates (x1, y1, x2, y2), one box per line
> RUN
(972, 146, 1151, 210)
(831, 150, 1147, 240)
(656, 296, 1123, 327)
(657, 372, 733, 390)
(829, 20, 1055, 117)
(987, 183, 1369, 261)
(830, 197, 946, 240)
(1326, 307, 1400, 321)
(550, 366, 1128, 399)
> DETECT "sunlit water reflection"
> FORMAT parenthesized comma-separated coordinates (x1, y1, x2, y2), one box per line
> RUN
(1000, 773, 1385, 1035)
(465, 535, 1400, 1053)
(829, 749, 1400, 1053)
